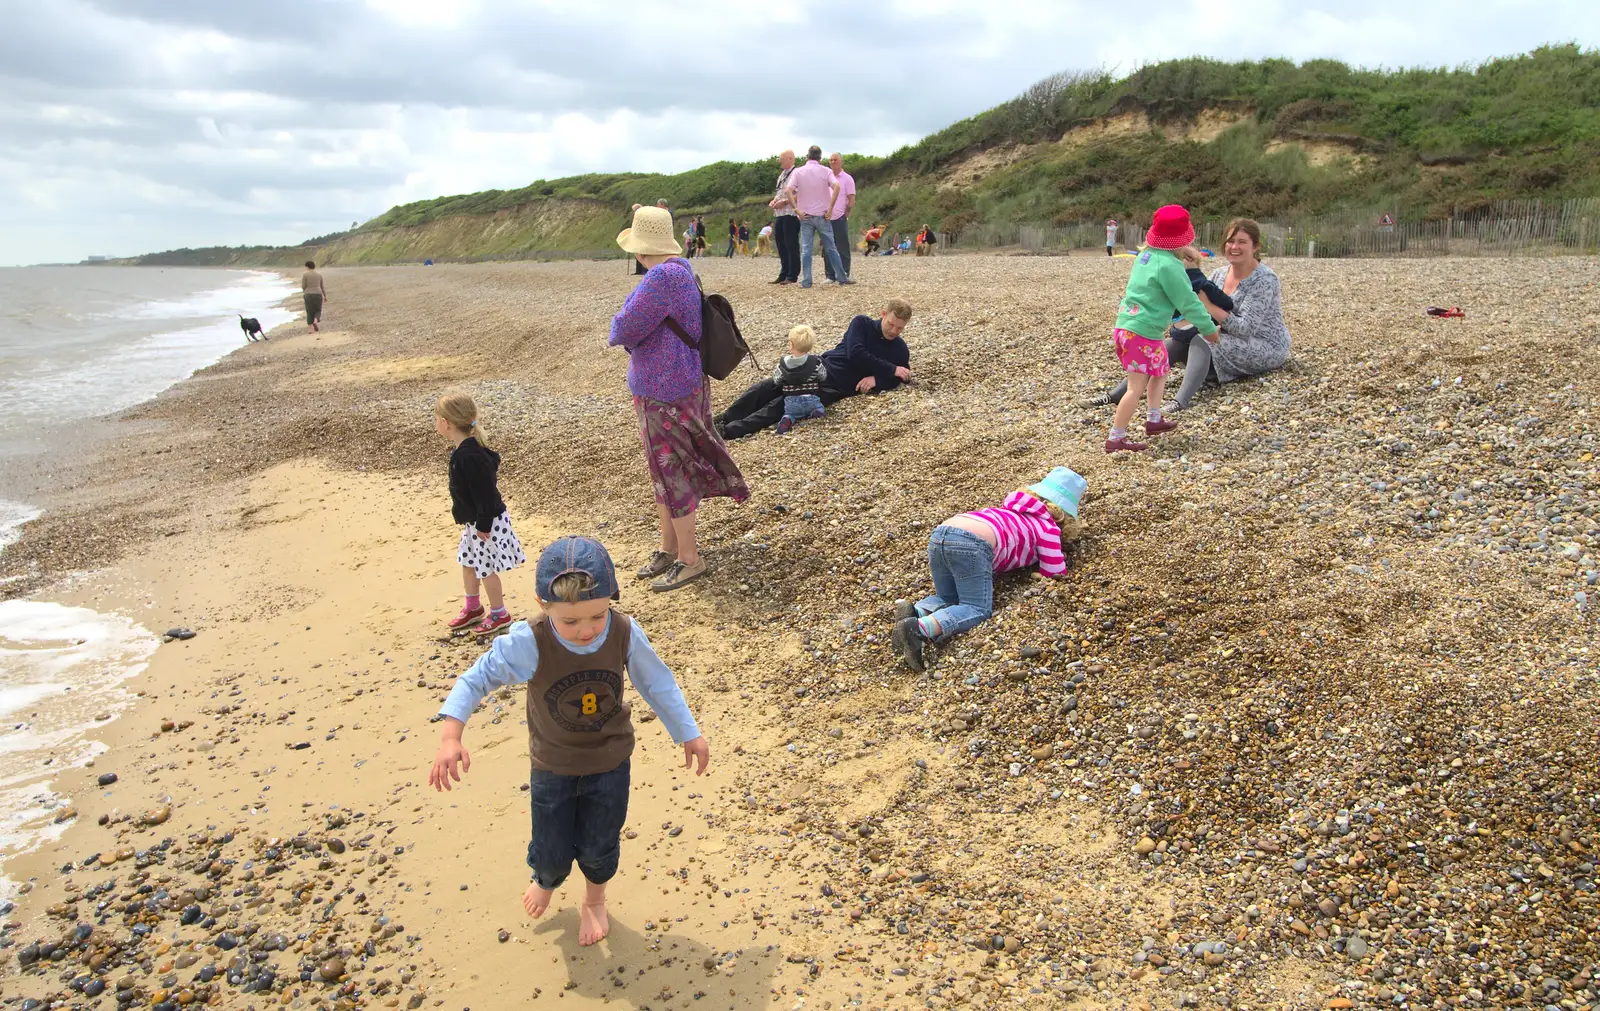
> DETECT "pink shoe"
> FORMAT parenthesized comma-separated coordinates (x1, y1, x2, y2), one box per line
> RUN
(447, 604, 485, 630)
(1144, 417, 1181, 436)
(473, 611, 513, 637)
(1105, 436, 1149, 454)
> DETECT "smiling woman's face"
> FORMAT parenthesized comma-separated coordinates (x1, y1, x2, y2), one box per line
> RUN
(1224, 228, 1258, 263)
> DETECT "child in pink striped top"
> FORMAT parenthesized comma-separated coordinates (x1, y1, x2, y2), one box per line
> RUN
(891, 468, 1087, 673)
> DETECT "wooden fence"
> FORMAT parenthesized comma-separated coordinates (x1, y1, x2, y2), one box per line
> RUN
(940, 199, 1600, 258)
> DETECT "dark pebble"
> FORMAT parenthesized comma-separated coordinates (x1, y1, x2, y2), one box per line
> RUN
(165, 627, 196, 640)
(97, 772, 118, 786)
(84, 979, 105, 997)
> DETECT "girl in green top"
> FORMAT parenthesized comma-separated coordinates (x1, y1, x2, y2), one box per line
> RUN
(1106, 205, 1219, 454)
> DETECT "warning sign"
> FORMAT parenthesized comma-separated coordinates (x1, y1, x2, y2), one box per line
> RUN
(1378, 212, 1395, 230)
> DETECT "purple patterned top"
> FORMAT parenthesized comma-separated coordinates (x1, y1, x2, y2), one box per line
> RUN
(609, 257, 703, 403)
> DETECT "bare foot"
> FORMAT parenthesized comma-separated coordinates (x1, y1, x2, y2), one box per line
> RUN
(522, 883, 554, 919)
(578, 900, 609, 946)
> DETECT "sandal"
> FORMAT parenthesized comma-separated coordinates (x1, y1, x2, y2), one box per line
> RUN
(447, 604, 485, 630)
(651, 559, 708, 593)
(473, 611, 514, 637)
(636, 551, 675, 579)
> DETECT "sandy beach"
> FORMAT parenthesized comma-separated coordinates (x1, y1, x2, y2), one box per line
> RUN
(1, 252, 1598, 1011)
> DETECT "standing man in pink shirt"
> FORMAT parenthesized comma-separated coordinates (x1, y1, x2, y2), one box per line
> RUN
(824, 152, 857, 283)
(785, 145, 853, 288)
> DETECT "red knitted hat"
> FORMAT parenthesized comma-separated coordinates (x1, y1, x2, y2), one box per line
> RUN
(1145, 204, 1196, 250)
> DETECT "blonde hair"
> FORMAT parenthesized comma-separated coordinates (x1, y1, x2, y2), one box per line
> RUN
(885, 298, 913, 321)
(788, 325, 815, 354)
(1015, 488, 1085, 541)
(547, 571, 595, 603)
(436, 389, 489, 449)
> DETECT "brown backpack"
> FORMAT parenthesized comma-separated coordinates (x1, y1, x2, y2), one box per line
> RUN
(663, 275, 759, 381)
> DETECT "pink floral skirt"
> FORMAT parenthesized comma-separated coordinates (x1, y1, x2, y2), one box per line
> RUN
(634, 379, 750, 518)
(1114, 328, 1170, 377)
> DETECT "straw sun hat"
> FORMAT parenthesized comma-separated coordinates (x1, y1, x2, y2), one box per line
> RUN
(617, 206, 682, 256)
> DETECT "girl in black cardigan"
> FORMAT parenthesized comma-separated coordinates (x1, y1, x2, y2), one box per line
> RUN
(437, 391, 524, 636)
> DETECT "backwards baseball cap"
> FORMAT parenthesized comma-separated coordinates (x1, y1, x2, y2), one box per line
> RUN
(535, 536, 620, 602)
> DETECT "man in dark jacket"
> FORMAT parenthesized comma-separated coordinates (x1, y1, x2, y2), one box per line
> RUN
(715, 299, 913, 439)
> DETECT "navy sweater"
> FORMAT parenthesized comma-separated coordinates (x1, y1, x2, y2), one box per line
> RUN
(819, 315, 910, 393)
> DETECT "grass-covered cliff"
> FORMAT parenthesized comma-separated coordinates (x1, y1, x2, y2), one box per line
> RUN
(122, 45, 1600, 266)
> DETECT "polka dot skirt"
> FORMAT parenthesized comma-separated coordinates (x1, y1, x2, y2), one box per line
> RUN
(456, 511, 526, 579)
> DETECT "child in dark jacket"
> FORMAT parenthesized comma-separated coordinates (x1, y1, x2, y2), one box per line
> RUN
(1176, 246, 1234, 322)
(438, 390, 524, 636)
(773, 325, 828, 435)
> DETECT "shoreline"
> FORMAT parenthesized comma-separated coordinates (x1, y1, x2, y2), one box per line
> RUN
(0, 256, 1596, 1010)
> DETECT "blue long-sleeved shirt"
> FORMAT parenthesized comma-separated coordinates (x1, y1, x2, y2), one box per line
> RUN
(819, 315, 910, 393)
(438, 612, 700, 744)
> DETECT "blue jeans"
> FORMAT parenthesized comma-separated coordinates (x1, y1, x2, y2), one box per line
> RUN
(799, 214, 847, 287)
(525, 759, 630, 889)
(783, 394, 823, 421)
(915, 526, 995, 641)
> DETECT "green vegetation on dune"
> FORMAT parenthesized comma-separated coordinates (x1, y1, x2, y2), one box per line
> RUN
(856, 44, 1600, 233)
(116, 45, 1600, 266)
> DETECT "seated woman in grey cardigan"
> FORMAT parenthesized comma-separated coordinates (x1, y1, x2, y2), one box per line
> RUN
(1094, 218, 1291, 412)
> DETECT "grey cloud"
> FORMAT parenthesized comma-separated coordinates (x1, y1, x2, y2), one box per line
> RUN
(5, 0, 1598, 263)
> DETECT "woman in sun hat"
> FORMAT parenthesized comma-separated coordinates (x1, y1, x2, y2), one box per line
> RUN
(1102, 204, 1220, 454)
(608, 206, 749, 593)
(889, 467, 1087, 673)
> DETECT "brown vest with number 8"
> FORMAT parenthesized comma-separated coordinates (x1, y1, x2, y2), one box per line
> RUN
(524, 612, 635, 775)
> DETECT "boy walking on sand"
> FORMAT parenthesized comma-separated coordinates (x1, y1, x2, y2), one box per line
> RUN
(429, 536, 711, 947)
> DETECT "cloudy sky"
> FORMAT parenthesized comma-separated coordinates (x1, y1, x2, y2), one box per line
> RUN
(2, 0, 1595, 265)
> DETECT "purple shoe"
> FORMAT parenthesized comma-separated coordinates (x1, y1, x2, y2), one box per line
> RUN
(776, 416, 794, 435)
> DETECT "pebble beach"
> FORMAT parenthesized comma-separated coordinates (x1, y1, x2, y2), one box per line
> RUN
(0, 251, 1597, 1011)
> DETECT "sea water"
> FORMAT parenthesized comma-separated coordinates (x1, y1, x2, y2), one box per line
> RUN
(0, 266, 295, 886)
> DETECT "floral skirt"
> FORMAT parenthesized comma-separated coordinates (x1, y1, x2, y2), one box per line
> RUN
(1114, 327, 1170, 377)
(634, 380, 750, 518)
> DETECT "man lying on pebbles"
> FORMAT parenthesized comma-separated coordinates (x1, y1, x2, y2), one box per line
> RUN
(715, 298, 914, 439)
(428, 536, 710, 947)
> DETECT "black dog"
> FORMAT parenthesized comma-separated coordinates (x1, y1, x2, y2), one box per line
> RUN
(239, 315, 266, 342)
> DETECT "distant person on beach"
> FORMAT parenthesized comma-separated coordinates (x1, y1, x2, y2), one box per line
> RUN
(301, 260, 325, 331)
(429, 535, 711, 949)
(1094, 218, 1291, 415)
(890, 469, 1086, 672)
(1105, 218, 1119, 256)
(738, 221, 750, 255)
(824, 152, 856, 283)
(786, 145, 852, 287)
(915, 225, 936, 256)
(610, 205, 749, 592)
(757, 224, 774, 257)
(725, 218, 738, 258)
(771, 325, 828, 435)
(769, 150, 800, 284)
(437, 391, 525, 636)
(863, 224, 883, 255)
(715, 299, 913, 440)
(1103, 204, 1217, 454)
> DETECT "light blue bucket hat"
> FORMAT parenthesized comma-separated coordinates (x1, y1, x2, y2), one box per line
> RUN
(1028, 467, 1087, 519)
